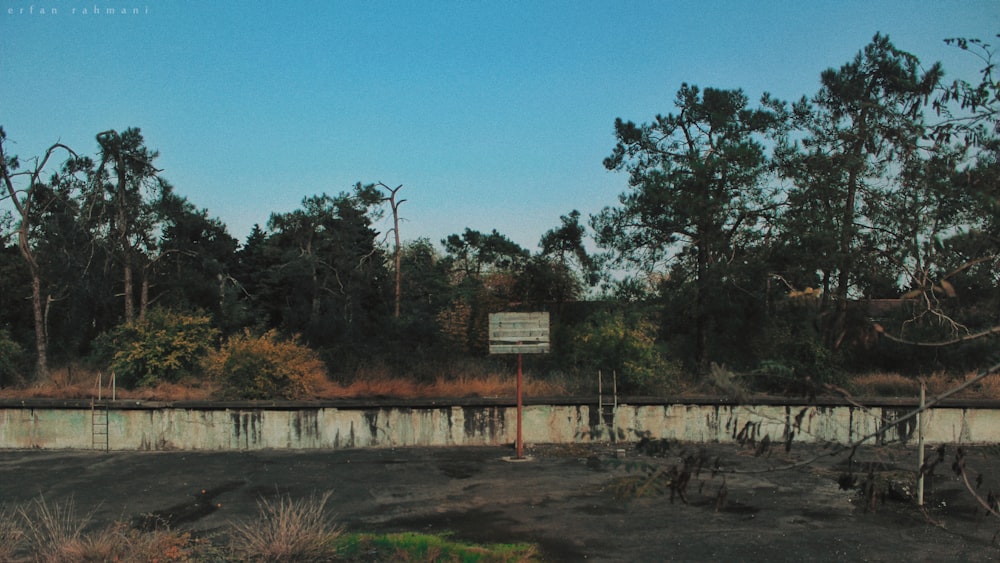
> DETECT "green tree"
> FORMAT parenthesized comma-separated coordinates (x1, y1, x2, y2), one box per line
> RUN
(780, 34, 942, 348)
(0, 127, 80, 379)
(441, 229, 530, 353)
(442, 228, 530, 280)
(595, 84, 786, 372)
(246, 186, 389, 359)
(391, 238, 454, 361)
(147, 194, 239, 325)
(513, 212, 597, 310)
(88, 128, 168, 324)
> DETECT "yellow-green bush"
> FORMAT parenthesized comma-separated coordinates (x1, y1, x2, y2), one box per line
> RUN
(568, 310, 680, 395)
(92, 308, 219, 388)
(204, 330, 327, 400)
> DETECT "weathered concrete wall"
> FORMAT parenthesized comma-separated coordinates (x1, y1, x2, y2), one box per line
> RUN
(1, 400, 999, 450)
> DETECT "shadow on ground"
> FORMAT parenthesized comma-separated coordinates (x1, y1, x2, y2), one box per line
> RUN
(1, 442, 998, 561)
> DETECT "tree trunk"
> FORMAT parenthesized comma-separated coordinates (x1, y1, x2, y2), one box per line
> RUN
(16, 220, 49, 380)
(694, 233, 710, 374)
(28, 264, 49, 380)
(393, 215, 402, 319)
(123, 246, 135, 323)
(139, 266, 150, 322)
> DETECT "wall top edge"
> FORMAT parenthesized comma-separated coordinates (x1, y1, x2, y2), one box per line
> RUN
(2, 394, 999, 410)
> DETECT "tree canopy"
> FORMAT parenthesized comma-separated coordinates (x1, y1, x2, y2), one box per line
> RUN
(0, 33, 996, 394)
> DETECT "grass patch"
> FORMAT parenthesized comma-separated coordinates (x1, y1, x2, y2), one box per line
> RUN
(335, 531, 540, 562)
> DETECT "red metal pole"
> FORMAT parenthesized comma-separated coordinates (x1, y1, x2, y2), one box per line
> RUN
(516, 353, 523, 459)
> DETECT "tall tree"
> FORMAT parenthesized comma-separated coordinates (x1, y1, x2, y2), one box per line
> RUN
(517, 210, 598, 307)
(441, 228, 529, 353)
(595, 84, 786, 371)
(781, 34, 943, 347)
(0, 127, 79, 378)
(256, 186, 388, 352)
(149, 193, 239, 320)
(89, 128, 166, 324)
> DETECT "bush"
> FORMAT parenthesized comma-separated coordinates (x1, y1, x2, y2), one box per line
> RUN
(567, 310, 680, 395)
(91, 308, 219, 388)
(204, 330, 327, 400)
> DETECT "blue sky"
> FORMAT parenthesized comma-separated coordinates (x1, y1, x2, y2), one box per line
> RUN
(2, 1, 998, 250)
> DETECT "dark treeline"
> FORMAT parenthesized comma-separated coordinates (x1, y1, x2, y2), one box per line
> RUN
(1, 34, 998, 395)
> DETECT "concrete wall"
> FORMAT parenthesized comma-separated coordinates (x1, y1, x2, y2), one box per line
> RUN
(2, 399, 999, 450)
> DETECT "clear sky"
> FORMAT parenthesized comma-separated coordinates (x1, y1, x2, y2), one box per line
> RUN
(2, 1, 997, 251)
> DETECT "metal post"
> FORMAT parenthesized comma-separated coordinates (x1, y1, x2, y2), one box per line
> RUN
(598, 369, 603, 418)
(917, 381, 926, 507)
(516, 353, 524, 459)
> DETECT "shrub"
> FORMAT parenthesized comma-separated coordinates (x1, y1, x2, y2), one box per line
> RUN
(91, 308, 219, 388)
(204, 330, 327, 400)
(228, 491, 341, 562)
(567, 310, 680, 395)
(0, 328, 26, 387)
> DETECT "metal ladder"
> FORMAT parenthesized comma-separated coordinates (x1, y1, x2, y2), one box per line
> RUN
(91, 401, 109, 450)
(91, 371, 114, 451)
(598, 370, 618, 430)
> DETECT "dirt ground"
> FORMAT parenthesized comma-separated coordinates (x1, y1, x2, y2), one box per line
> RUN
(1, 441, 999, 561)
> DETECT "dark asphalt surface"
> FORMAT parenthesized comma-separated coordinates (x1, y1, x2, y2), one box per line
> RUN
(2, 442, 999, 561)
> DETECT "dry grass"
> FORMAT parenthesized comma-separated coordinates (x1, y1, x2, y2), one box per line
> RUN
(17, 496, 201, 562)
(313, 372, 567, 400)
(0, 362, 565, 402)
(0, 365, 216, 402)
(229, 490, 341, 562)
(0, 504, 25, 562)
(845, 371, 1000, 400)
(6, 363, 998, 403)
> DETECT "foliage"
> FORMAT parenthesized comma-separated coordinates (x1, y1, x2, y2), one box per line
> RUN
(595, 84, 787, 371)
(204, 329, 327, 400)
(750, 297, 841, 391)
(91, 308, 219, 389)
(778, 34, 944, 340)
(567, 309, 680, 395)
(933, 35, 1000, 146)
(229, 491, 341, 562)
(2, 31, 999, 393)
(241, 189, 389, 363)
(0, 327, 26, 386)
